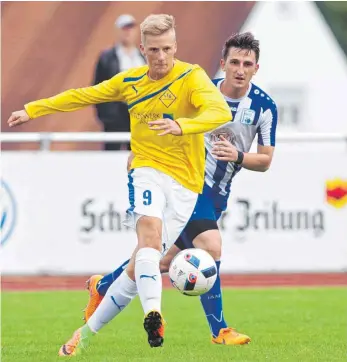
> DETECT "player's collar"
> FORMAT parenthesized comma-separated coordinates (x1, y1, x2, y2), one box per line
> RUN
(147, 60, 177, 81)
(218, 80, 252, 102)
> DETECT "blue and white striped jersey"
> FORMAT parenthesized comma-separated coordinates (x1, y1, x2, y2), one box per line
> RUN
(204, 78, 278, 197)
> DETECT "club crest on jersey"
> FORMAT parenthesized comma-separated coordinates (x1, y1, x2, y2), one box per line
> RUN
(240, 109, 255, 125)
(209, 128, 236, 145)
(159, 89, 176, 108)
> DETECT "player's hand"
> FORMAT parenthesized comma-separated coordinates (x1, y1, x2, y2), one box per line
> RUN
(8, 110, 30, 128)
(211, 135, 238, 161)
(148, 118, 182, 136)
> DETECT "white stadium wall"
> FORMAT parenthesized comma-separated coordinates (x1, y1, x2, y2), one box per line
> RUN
(215, 2, 347, 133)
(1, 145, 347, 275)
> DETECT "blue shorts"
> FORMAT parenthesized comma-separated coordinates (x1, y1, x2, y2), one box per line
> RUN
(174, 184, 228, 249)
(189, 183, 228, 222)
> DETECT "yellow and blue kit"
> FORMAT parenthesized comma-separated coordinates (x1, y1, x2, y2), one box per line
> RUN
(25, 60, 232, 193)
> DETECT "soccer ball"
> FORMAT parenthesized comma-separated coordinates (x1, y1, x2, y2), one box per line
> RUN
(169, 248, 218, 296)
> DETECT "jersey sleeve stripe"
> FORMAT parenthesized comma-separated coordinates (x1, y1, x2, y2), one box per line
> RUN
(257, 129, 264, 146)
(123, 73, 147, 82)
(270, 112, 277, 146)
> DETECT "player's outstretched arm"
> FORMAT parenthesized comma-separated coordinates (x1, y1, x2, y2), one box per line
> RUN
(8, 74, 126, 126)
(7, 110, 30, 128)
(175, 67, 231, 135)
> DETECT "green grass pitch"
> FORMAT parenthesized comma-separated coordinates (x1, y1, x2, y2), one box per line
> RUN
(2, 287, 346, 361)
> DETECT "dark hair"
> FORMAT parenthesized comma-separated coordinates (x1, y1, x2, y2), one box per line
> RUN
(222, 32, 260, 62)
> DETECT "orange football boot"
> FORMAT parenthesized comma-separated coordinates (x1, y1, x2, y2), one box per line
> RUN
(212, 327, 251, 345)
(83, 275, 104, 322)
(58, 328, 86, 356)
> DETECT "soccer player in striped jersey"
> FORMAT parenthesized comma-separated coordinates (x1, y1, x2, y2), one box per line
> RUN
(7, 14, 232, 354)
(82, 32, 277, 346)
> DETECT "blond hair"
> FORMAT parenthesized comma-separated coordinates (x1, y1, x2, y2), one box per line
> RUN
(140, 14, 176, 43)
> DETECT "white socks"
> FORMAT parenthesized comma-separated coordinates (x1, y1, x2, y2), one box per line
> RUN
(135, 247, 162, 315)
(87, 247, 162, 332)
(87, 271, 137, 332)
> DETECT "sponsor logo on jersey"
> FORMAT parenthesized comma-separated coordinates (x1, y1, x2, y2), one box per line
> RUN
(131, 85, 138, 94)
(132, 112, 161, 124)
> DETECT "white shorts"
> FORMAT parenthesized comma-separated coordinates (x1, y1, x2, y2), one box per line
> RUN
(123, 167, 198, 249)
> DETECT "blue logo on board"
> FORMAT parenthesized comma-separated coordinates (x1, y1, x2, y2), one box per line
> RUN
(1, 180, 17, 246)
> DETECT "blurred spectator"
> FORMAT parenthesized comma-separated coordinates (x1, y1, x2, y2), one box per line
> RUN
(94, 14, 145, 150)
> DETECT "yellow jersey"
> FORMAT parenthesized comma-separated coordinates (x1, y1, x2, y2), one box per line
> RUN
(25, 60, 231, 193)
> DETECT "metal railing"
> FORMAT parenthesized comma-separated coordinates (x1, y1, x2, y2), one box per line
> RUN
(1, 132, 346, 151)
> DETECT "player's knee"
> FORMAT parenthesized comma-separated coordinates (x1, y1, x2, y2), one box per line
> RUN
(136, 216, 162, 251)
(204, 246, 221, 261)
(193, 230, 222, 261)
(125, 265, 135, 281)
(125, 255, 136, 280)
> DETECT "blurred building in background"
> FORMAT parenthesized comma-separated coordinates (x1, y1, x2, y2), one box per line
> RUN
(2, 1, 346, 147)
(215, 2, 347, 133)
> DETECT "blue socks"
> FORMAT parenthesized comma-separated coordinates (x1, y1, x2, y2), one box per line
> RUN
(96, 259, 130, 296)
(199, 261, 228, 337)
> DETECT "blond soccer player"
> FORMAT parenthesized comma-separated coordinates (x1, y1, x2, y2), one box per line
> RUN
(8, 14, 231, 354)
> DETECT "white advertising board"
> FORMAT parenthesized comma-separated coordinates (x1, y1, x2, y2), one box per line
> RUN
(1, 145, 347, 274)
